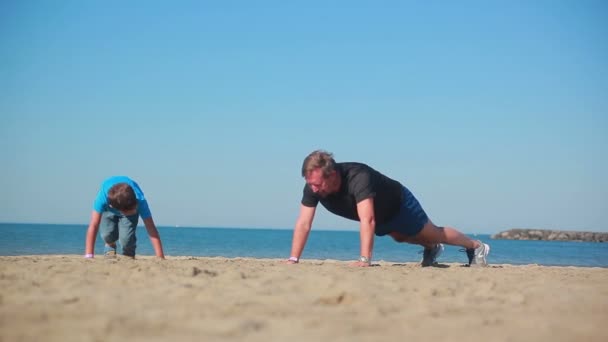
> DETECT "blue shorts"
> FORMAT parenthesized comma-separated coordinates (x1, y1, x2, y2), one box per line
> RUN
(375, 186, 429, 237)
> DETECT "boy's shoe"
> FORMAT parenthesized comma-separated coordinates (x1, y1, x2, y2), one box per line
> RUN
(421, 243, 444, 267)
(465, 241, 490, 267)
(104, 245, 117, 259)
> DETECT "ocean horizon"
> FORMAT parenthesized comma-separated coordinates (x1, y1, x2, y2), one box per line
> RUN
(1, 223, 607, 267)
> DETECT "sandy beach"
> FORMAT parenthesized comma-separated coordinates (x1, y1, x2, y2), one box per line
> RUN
(1, 255, 606, 342)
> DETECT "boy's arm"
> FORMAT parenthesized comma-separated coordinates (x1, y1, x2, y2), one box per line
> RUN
(85, 211, 102, 256)
(143, 217, 165, 259)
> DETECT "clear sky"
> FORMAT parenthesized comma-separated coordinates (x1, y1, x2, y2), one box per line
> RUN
(1, 1, 607, 233)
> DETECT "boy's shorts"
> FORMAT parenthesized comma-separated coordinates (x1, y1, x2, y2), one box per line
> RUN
(375, 186, 429, 237)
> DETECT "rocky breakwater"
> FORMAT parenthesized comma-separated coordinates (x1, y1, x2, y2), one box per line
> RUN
(492, 229, 607, 242)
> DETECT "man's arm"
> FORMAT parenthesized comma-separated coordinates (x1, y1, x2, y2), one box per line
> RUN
(354, 198, 375, 267)
(287, 205, 317, 263)
(143, 217, 165, 259)
(85, 211, 102, 256)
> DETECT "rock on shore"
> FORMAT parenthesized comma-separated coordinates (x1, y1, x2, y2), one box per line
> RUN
(492, 229, 607, 242)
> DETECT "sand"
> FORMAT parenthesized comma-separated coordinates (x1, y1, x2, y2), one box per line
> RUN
(1, 255, 606, 342)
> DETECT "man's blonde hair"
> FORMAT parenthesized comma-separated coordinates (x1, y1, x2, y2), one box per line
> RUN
(301, 150, 336, 178)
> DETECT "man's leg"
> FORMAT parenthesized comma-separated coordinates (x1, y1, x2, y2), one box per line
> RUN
(388, 231, 434, 248)
(388, 228, 445, 267)
(118, 214, 139, 257)
(415, 220, 490, 266)
(414, 220, 479, 249)
(389, 220, 485, 266)
(383, 186, 489, 265)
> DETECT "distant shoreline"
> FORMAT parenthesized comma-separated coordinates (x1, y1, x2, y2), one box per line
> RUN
(492, 229, 607, 242)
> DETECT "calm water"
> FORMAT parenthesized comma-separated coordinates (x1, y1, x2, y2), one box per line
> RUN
(1, 223, 606, 267)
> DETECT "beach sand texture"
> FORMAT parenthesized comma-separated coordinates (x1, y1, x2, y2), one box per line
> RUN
(1, 255, 606, 342)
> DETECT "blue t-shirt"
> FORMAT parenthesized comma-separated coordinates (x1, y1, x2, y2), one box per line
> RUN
(93, 176, 152, 219)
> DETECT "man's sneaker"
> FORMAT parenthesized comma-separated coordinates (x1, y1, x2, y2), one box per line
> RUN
(421, 243, 444, 267)
(104, 245, 117, 259)
(465, 241, 490, 267)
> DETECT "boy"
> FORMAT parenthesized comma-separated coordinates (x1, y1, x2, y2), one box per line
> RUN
(84, 176, 165, 259)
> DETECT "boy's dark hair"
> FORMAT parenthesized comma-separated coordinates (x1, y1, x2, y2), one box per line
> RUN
(107, 183, 137, 211)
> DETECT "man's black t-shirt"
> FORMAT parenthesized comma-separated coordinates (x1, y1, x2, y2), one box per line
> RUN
(301, 162, 404, 224)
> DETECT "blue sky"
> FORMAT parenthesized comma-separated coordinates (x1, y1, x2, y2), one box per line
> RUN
(1, 1, 606, 233)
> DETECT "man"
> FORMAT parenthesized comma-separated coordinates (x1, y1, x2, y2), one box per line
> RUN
(286, 150, 489, 267)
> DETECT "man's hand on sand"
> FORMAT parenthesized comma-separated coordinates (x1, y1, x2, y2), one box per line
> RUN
(349, 261, 371, 267)
(283, 256, 299, 264)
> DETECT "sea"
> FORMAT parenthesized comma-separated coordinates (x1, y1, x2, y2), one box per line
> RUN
(1, 223, 607, 267)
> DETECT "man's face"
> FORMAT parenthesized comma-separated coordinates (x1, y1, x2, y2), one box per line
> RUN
(305, 169, 337, 197)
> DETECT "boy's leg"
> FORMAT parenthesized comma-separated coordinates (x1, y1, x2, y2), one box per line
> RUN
(99, 212, 119, 247)
(118, 214, 139, 257)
